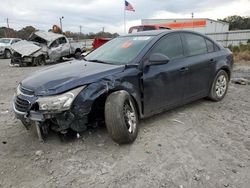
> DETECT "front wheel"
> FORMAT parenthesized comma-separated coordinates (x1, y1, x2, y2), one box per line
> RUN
(4, 50, 11, 59)
(33, 56, 45, 66)
(208, 70, 229, 101)
(105, 91, 139, 144)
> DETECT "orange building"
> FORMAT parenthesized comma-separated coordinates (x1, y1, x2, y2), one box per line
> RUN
(141, 18, 229, 34)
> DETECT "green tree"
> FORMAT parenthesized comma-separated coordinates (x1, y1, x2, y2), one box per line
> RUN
(219, 15, 250, 30)
(17, 26, 36, 39)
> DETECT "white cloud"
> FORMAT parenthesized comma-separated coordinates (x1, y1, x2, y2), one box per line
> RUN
(0, 0, 249, 34)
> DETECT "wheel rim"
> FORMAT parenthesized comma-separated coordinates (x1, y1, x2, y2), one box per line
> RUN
(215, 75, 227, 97)
(6, 51, 11, 58)
(123, 100, 136, 134)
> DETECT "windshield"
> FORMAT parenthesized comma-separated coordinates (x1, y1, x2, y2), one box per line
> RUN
(0, 39, 11, 44)
(85, 36, 153, 65)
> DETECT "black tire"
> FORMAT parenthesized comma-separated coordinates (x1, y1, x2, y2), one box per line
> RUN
(208, 70, 229, 101)
(75, 51, 82, 59)
(4, 49, 11, 59)
(105, 91, 139, 144)
(33, 56, 45, 66)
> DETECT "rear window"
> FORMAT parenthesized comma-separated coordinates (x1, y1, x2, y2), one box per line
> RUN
(206, 39, 215, 53)
(59, 37, 67, 44)
(184, 33, 207, 56)
(142, 26, 156, 31)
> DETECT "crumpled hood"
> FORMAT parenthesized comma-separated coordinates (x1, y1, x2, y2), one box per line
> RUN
(21, 60, 125, 96)
(11, 40, 41, 56)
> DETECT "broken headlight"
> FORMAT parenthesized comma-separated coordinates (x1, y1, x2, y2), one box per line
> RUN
(37, 86, 85, 111)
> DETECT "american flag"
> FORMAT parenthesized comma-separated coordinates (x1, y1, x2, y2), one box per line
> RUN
(125, 0, 135, 12)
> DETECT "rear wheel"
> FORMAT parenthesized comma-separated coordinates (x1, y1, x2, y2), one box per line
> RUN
(75, 51, 81, 59)
(105, 91, 139, 144)
(208, 70, 229, 101)
(4, 49, 11, 59)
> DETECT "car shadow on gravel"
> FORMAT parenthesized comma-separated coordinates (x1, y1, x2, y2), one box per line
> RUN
(31, 98, 209, 145)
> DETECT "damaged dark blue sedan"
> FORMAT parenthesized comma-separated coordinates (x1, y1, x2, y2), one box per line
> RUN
(13, 30, 233, 144)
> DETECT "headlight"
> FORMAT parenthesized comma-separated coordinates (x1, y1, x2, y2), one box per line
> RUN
(37, 86, 85, 111)
(16, 84, 21, 96)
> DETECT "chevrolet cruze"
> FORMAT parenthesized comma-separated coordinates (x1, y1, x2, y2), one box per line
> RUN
(13, 30, 233, 144)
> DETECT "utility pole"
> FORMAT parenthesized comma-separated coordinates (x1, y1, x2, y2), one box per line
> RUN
(59, 16, 64, 33)
(6, 18, 9, 37)
(79, 25, 82, 40)
(191, 12, 194, 31)
(80, 25, 82, 36)
(6, 18, 9, 28)
(102, 27, 105, 33)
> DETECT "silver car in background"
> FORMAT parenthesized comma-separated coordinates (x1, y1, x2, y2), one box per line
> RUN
(10, 31, 86, 66)
(0, 38, 21, 59)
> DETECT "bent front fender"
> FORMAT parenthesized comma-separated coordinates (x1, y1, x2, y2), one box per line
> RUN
(71, 77, 142, 120)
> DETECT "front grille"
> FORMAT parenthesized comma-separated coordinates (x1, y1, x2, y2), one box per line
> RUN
(15, 96, 30, 112)
(20, 86, 34, 96)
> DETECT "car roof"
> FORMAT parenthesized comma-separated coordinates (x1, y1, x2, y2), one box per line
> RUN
(33, 31, 64, 42)
(123, 30, 172, 37)
(123, 29, 210, 38)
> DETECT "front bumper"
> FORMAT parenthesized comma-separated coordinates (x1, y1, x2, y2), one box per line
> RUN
(13, 94, 89, 132)
(13, 102, 46, 122)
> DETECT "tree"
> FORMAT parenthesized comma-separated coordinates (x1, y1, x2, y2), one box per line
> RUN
(17, 26, 36, 39)
(219, 15, 250, 30)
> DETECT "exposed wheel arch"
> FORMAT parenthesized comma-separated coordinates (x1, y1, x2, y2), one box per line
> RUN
(87, 89, 141, 124)
(221, 67, 231, 80)
(74, 48, 82, 59)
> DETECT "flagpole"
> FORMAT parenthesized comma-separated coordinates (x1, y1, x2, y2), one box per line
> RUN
(124, 6, 126, 34)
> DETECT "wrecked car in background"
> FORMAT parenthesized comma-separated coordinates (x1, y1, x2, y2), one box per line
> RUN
(0, 38, 21, 59)
(13, 30, 233, 144)
(10, 31, 86, 66)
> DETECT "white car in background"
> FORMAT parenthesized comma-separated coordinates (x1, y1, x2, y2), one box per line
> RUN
(0, 38, 21, 59)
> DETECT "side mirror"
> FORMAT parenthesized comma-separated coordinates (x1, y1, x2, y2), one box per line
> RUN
(148, 53, 170, 66)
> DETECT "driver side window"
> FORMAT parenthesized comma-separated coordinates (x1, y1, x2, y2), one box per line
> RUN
(150, 34, 184, 60)
(50, 39, 60, 48)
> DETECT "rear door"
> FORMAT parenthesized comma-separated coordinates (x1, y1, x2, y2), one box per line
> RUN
(181, 33, 214, 101)
(142, 33, 187, 115)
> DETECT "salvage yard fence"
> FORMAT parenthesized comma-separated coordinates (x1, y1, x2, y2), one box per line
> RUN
(206, 29, 250, 47)
(77, 30, 250, 49)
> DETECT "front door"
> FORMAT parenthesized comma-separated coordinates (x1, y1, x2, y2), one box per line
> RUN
(142, 33, 187, 115)
(48, 39, 62, 61)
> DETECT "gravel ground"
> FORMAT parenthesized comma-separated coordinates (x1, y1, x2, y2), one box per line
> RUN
(0, 59, 249, 188)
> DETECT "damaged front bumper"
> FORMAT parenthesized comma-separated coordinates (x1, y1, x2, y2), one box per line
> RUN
(13, 85, 89, 134)
(11, 53, 32, 66)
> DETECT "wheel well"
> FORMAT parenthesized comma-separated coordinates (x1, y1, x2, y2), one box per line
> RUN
(88, 90, 141, 123)
(75, 48, 81, 53)
(221, 67, 231, 79)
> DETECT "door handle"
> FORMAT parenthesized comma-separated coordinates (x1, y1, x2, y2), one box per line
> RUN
(179, 67, 189, 73)
(210, 59, 216, 63)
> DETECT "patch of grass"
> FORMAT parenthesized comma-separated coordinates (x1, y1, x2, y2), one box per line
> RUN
(228, 43, 250, 64)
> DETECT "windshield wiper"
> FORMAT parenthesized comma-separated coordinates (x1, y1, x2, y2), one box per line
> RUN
(87, 59, 113, 65)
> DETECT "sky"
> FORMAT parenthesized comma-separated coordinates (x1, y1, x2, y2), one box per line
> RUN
(0, 0, 250, 34)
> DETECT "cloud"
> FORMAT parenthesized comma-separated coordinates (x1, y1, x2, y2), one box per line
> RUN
(0, 0, 249, 34)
